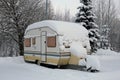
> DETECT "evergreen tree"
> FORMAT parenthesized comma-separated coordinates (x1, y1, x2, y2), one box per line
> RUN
(76, 0, 100, 52)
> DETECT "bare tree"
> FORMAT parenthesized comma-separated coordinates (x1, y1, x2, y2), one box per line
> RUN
(53, 8, 71, 22)
(0, 0, 52, 56)
(64, 9, 71, 21)
(53, 8, 64, 21)
(47, 0, 54, 19)
(94, 0, 117, 49)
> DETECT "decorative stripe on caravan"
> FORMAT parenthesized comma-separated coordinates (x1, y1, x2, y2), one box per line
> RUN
(24, 52, 70, 57)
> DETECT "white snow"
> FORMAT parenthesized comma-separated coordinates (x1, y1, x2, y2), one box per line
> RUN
(26, 20, 88, 37)
(79, 55, 101, 71)
(26, 20, 89, 45)
(95, 49, 120, 56)
(70, 42, 87, 58)
(0, 49, 120, 80)
(86, 55, 100, 70)
(79, 58, 86, 66)
(59, 45, 65, 51)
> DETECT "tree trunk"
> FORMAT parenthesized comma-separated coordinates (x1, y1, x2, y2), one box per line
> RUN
(19, 42, 24, 56)
(18, 34, 24, 56)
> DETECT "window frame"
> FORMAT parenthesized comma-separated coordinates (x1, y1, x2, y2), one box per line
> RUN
(24, 38, 31, 47)
(47, 36, 56, 47)
(32, 37, 36, 45)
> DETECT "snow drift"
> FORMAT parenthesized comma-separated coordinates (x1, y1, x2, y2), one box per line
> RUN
(96, 49, 120, 56)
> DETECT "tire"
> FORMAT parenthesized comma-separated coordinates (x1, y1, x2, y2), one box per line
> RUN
(57, 65, 61, 68)
(36, 60, 40, 65)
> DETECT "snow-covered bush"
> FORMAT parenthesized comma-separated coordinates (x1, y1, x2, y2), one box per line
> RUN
(86, 55, 100, 71)
(79, 55, 101, 72)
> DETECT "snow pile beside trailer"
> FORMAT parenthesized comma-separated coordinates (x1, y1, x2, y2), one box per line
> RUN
(78, 55, 101, 71)
(69, 39, 100, 71)
(86, 55, 100, 71)
(70, 42, 100, 71)
(70, 42, 87, 58)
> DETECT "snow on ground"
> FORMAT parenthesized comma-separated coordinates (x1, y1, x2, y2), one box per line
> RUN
(0, 49, 120, 80)
(95, 49, 120, 56)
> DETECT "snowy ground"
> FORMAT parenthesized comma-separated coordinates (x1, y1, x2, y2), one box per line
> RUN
(0, 49, 120, 80)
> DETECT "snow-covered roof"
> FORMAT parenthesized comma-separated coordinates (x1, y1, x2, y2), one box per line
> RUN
(26, 20, 88, 36)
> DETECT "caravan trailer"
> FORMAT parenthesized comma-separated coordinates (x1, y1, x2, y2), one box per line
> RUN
(24, 20, 91, 67)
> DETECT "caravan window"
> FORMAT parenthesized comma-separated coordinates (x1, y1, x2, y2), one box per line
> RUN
(47, 36, 56, 47)
(24, 38, 31, 47)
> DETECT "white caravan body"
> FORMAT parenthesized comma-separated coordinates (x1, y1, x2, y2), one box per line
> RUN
(24, 20, 90, 66)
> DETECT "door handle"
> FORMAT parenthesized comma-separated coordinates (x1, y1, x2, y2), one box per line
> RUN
(44, 41, 46, 43)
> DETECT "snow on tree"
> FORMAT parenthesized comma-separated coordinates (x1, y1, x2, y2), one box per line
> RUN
(75, 0, 100, 52)
(0, 0, 54, 56)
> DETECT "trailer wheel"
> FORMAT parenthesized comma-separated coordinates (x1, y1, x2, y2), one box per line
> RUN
(57, 65, 61, 68)
(36, 60, 40, 65)
(90, 69, 99, 73)
(24, 59, 27, 62)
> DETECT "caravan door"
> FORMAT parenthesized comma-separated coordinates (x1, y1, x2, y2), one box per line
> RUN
(41, 31, 47, 62)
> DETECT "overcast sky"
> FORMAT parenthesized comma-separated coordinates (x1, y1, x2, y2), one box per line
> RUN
(51, 0, 120, 16)
(51, 0, 79, 16)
